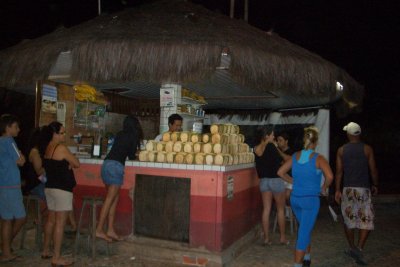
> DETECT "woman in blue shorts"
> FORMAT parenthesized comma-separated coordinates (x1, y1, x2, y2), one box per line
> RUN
(254, 126, 290, 246)
(96, 115, 143, 242)
(278, 126, 333, 267)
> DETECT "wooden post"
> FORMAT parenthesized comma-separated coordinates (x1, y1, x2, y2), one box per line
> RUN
(230, 0, 235, 18)
(244, 0, 249, 22)
(34, 81, 41, 128)
(98, 0, 101, 15)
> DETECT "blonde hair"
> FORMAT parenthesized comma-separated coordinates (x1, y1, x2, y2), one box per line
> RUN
(303, 126, 319, 149)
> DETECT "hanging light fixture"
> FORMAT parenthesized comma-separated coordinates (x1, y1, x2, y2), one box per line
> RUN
(216, 47, 231, 70)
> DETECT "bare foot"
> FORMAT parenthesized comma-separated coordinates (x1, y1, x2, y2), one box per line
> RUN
(51, 257, 74, 266)
(95, 231, 113, 242)
(0, 254, 18, 262)
(41, 251, 53, 259)
(107, 232, 123, 241)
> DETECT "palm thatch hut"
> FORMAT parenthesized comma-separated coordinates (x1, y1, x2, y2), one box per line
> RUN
(0, 0, 362, 114)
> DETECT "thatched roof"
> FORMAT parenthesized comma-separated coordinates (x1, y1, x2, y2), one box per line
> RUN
(0, 0, 363, 112)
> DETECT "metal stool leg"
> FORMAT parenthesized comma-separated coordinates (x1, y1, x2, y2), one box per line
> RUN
(91, 200, 96, 259)
(286, 206, 293, 235)
(20, 195, 43, 249)
(273, 206, 296, 235)
(75, 196, 107, 259)
(20, 195, 31, 249)
(74, 199, 87, 256)
(35, 198, 43, 247)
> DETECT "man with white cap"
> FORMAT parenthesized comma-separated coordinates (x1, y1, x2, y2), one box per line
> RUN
(335, 122, 379, 265)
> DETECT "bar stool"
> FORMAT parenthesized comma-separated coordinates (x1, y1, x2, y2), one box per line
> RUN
(20, 194, 43, 249)
(74, 196, 109, 259)
(273, 205, 297, 235)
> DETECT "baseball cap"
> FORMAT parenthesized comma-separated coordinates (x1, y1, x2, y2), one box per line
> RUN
(343, 122, 361, 135)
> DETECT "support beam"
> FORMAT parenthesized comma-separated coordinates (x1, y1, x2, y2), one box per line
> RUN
(244, 0, 249, 22)
(230, 0, 235, 18)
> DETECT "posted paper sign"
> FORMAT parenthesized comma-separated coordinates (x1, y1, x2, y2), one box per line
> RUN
(160, 88, 175, 107)
(42, 84, 58, 113)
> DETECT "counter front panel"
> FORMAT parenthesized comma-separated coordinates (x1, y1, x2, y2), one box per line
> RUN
(74, 160, 261, 252)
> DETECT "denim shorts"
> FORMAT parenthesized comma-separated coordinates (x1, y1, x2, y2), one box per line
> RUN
(31, 183, 46, 200)
(101, 160, 124, 186)
(259, 178, 285, 193)
(0, 187, 26, 219)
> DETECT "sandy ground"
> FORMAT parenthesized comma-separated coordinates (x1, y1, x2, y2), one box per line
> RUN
(1, 196, 400, 267)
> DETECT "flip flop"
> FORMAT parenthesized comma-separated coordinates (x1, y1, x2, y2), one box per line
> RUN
(41, 254, 53, 259)
(262, 240, 272, 246)
(279, 240, 290, 246)
(64, 230, 77, 235)
(0, 255, 22, 263)
(50, 260, 74, 267)
(107, 235, 124, 241)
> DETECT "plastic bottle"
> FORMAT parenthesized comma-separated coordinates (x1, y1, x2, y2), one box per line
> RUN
(38, 173, 47, 183)
(92, 135, 102, 158)
(107, 136, 115, 154)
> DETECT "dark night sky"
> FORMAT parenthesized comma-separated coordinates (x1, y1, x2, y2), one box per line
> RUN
(1, 0, 399, 191)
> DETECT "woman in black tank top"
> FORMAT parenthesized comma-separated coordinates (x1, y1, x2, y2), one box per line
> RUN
(95, 115, 143, 242)
(41, 121, 80, 266)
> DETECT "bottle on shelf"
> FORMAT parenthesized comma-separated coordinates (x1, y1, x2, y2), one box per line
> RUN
(92, 134, 102, 158)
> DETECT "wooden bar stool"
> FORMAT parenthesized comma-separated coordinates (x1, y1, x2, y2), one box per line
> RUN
(273, 205, 297, 235)
(20, 194, 43, 249)
(74, 196, 109, 259)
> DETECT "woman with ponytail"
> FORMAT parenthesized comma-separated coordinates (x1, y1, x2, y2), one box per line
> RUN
(278, 126, 333, 267)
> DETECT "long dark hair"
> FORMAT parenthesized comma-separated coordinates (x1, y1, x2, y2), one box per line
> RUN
(40, 121, 64, 151)
(123, 115, 143, 142)
(25, 127, 48, 158)
(255, 125, 274, 144)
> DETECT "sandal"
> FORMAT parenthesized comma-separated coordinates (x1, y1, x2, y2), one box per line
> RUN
(279, 240, 290, 246)
(51, 259, 74, 266)
(0, 255, 22, 263)
(41, 254, 53, 259)
(262, 239, 272, 246)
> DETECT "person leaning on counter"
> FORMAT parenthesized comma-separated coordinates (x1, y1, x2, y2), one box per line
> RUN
(154, 113, 183, 141)
(96, 115, 143, 242)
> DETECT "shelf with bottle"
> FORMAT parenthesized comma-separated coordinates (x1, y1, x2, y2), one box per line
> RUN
(177, 104, 205, 118)
(180, 96, 207, 106)
(73, 99, 106, 130)
(179, 112, 206, 119)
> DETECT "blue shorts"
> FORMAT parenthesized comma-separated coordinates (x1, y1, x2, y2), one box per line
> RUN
(101, 160, 124, 186)
(0, 187, 26, 220)
(30, 183, 46, 200)
(259, 178, 285, 193)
